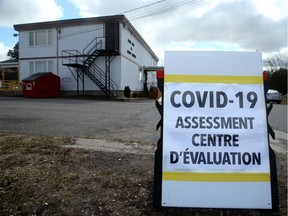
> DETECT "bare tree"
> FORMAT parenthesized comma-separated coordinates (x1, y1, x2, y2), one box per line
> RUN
(264, 51, 288, 72)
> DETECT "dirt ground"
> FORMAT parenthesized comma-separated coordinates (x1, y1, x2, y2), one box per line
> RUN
(0, 132, 286, 216)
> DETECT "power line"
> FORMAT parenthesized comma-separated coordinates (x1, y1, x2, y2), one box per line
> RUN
(59, 26, 104, 38)
(130, 0, 209, 21)
(119, 0, 167, 14)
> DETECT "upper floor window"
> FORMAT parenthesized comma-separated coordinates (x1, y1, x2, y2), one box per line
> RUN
(29, 30, 53, 46)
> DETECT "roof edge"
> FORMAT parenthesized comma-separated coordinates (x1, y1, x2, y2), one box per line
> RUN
(14, 15, 126, 31)
(121, 16, 159, 62)
(14, 15, 159, 62)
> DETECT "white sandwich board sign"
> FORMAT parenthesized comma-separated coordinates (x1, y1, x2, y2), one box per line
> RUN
(162, 51, 272, 209)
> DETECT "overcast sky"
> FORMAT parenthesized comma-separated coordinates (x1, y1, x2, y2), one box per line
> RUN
(0, 0, 287, 65)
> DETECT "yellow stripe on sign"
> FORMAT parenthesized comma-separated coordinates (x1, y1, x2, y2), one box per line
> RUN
(164, 75, 263, 84)
(162, 172, 270, 182)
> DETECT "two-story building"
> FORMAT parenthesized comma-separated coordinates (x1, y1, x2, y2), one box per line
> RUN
(14, 15, 159, 97)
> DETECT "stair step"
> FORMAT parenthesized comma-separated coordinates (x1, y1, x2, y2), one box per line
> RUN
(63, 46, 116, 98)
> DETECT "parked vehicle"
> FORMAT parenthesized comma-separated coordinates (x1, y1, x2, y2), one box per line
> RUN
(266, 89, 282, 104)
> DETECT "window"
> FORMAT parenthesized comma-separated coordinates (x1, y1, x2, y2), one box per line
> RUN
(29, 30, 53, 46)
(29, 61, 53, 75)
(35, 31, 46, 45)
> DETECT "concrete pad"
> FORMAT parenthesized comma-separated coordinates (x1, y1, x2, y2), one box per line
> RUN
(64, 130, 287, 157)
(65, 138, 155, 155)
(270, 130, 287, 154)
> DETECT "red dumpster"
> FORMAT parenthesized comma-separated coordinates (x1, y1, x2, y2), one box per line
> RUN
(22, 72, 60, 98)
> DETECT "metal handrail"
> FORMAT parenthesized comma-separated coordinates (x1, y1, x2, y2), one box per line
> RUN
(89, 63, 118, 96)
(83, 37, 105, 56)
(62, 37, 119, 97)
(62, 50, 83, 66)
(83, 40, 103, 67)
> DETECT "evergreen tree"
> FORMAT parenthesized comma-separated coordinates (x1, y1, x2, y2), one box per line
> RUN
(7, 42, 19, 60)
(268, 68, 287, 94)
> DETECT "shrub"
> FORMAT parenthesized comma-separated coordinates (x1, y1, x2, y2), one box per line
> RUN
(124, 86, 131, 98)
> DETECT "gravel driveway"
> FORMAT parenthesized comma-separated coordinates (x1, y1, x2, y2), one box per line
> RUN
(0, 97, 160, 146)
(0, 96, 285, 154)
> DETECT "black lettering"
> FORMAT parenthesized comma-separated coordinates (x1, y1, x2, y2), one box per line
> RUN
(170, 90, 181, 108)
(221, 117, 232, 129)
(207, 134, 216, 146)
(191, 134, 200, 146)
(252, 152, 261, 165)
(182, 91, 195, 108)
(190, 152, 199, 164)
(242, 152, 252, 165)
(230, 152, 238, 164)
(200, 134, 207, 146)
(175, 116, 184, 128)
(224, 134, 232, 146)
(183, 151, 190, 164)
(232, 134, 239, 146)
(214, 152, 222, 165)
(217, 134, 224, 146)
(213, 117, 220, 129)
(184, 116, 191, 128)
(222, 152, 231, 164)
(209, 91, 214, 108)
(247, 117, 254, 129)
(216, 91, 228, 108)
(239, 117, 248, 129)
(238, 152, 242, 165)
(191, 116, 198, 129)
(206, 116, 213, 129)
(233, 117, 239, 129)
(196, 91, 208, 107)
(198, 152, 206, 164)
(170, 151, 179, 163)
(206, 152, 214, 164)
(199, 117, 206, 128)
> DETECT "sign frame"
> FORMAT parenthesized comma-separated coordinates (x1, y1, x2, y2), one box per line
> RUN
(160, 51, 277, 210)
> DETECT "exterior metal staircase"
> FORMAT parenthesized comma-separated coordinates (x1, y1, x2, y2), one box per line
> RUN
(62, 37, 118, 98)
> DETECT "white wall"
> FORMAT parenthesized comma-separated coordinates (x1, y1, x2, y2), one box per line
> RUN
(119, 23, 158, 91)
(120, 56, 142, 91)
(19, 24, 106, 91)
(58, 24, 104, 53)
(109, 57, 122, 91)
(19, 29, 57, 58)
(18, 21, 158, 93)
(58, 23, 105, 91)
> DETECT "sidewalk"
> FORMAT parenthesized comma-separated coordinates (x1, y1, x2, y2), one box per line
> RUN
(66, 130, 287, 155)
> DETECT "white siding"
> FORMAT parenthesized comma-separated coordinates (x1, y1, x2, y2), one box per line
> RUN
(120, 56, 142, 91)
(57, 24, 105, 91)
(119, 23, 157, 91)
(19, 30, 57, 58)
(58, 24, 104, 53)
(18, 19, 158, 93)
